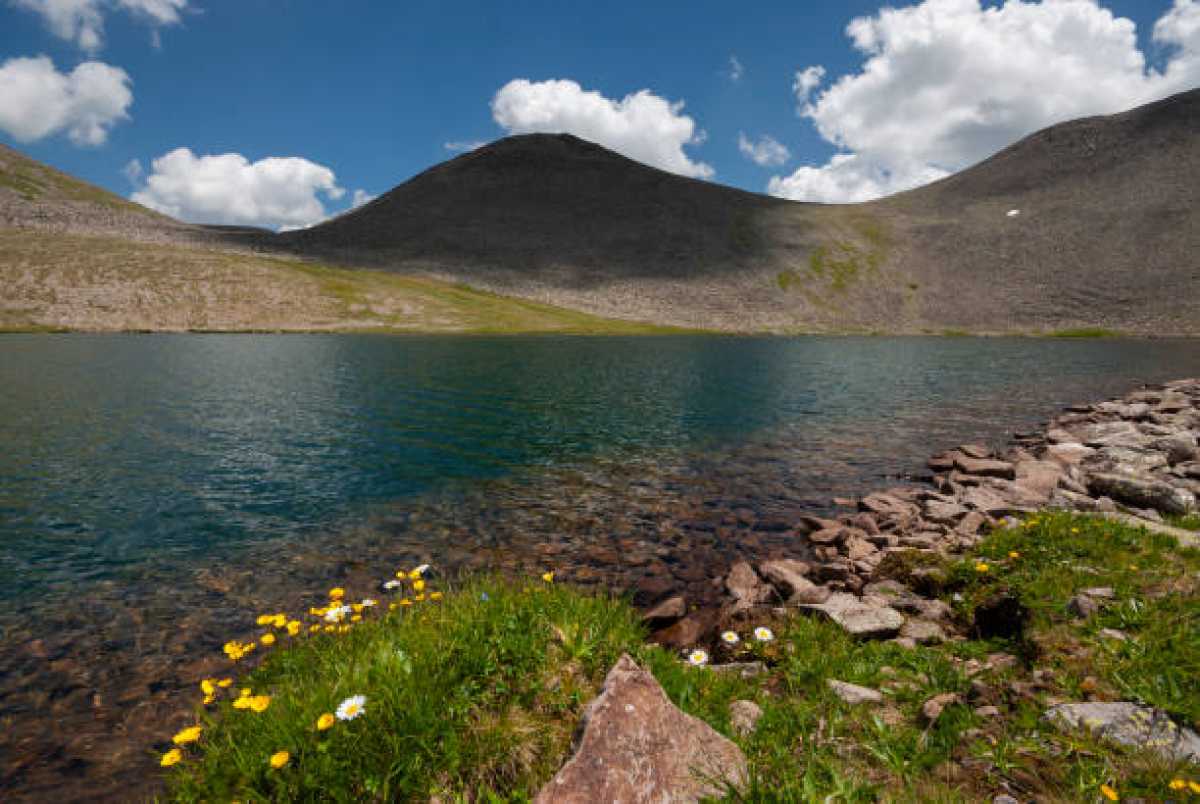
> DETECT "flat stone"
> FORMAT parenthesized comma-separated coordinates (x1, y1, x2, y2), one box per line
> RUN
(1082, 587, 1115, 600)
(1086, 472, 1196, 516)
(1098, 628, 1128, 641)
(1043, 702, 1200, 763)
(958, 444, 993, 459)
(859, 492, 920, 519)
(924, 499, 969, 524)
(1045, 442, 1095, 466)
(900, 619, 946, 644)
(827, 679, 884, 705)
(844, 535, 878, 561)
(953, 455, 1016, 480)
(956, 511, 988, 535)
(643, 596, 687, 627)
(807, 527, 844, 545)
(728, 700, 762, 737)
(1014, 460, 1063, 499)
(759, 560, 830, 605)
(1077, 421, 1149, 449)
(960, 486, 1023, 517)
(921, 693, 962, 724)
(798, 593, 904, 639)
(725, 561, 774, 604)
(1096, 446, 1169, 473)
(535, 655, 747, 803)
(1046, 428, 1080, 445)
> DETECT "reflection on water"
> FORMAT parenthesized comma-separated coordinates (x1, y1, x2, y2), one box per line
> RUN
(0, 334, 1198, 800)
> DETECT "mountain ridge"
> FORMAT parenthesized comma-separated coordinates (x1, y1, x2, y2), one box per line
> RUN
(1, 88, 1197, 335)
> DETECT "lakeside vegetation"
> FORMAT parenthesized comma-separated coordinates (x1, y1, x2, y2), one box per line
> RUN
(163, 513, 1200, 801)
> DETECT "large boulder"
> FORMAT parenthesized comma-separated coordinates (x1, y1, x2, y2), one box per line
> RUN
(535, 655, 747, 803)
(1086, 472, 1196, 516)
(725, 561, 774, 604)
(1043, 702, 1200, 763)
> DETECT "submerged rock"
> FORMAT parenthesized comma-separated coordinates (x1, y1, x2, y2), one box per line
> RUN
(1043, 702, 1200, 763)
(535, 655, 747, 803)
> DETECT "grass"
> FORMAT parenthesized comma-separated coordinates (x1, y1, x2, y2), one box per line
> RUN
(1047, 327, 1124, 339)
(163, 513, 1200, 801)
(0, 229, 693, 335)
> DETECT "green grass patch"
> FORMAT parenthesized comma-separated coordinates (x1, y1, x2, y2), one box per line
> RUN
(1166, 513, 1200, 531)
(1047, 327, 1124, 339)
(164, 513, 1200, 802)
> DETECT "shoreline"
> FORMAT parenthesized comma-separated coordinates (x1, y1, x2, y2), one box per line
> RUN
(642, 377, 1199, 651)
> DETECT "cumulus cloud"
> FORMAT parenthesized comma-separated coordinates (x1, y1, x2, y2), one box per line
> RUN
(131, 148, 345, 230)
(737, 132, 791, 167)
(770, 0, 1200, 203)
(443, 140, 486, 152)
(792, 65, 825, 105)
(491, 78, 714, 179)
(12, 0, 188, 52)
(0, 55, 132, 145)
(350, 189, 375, 208)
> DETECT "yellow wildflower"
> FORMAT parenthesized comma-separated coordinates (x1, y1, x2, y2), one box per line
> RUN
(430, 591, 443, 601)
(172, 725, 202, 745)
(1168, 779, 1186, 791)
(412, 579, 425, 593)
(329, 587, 345, 600)
(269, 750, 289, 769)
(323, 624, 334, 632)
(1008, 551, 1020, 559)
(1100, 783, 1118, 801)
(310, 624, 320, 632)
(351, 614, 362, 622)
(414, 594, 425, 602)
(286, 620, 301, 636)
(255, 614, 273, 626)
(975, 563, 989, 573)
(200, 679, 216, 696)
(249, 695, 271, 713)
(542, 571, 554, 583)
(240, 688, 252, 697)
(271, 614, 287, 628)
(316, 713, 335, 731)
(400, 598, 412, 607)
(202, 694, 215, 706)
(388, 602, 397, 611)
(217, 678, 233, 688)
(261, 633, 276, 646)
(1190, 781, 1200, 794)
(160, 748, 183, 767)
(351, 603, 364, 613)
(338, 625, 350, 633)
(232, 696, 252, 710)
(408, 568, 422, 580)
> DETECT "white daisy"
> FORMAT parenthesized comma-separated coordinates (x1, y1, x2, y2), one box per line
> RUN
(324, 604, 352, 623)
(686, 649, 709, 667)
(361, 598, 377, 607)
(383, 580, 402, 590)
(721, 631, 740, 645)
(753, 626, 775, 642)
(336, 694, 367, 721)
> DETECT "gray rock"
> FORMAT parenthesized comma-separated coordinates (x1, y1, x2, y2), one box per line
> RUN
(1067, 594, 1100, 618)
(956, 511, 988, 535)
(924, 499, 969, 524)
(1013, 460, 1063, 499)
(958, 444, 993, 459)
(707, 661, 766, 679)
(1098, 628, 1128, 642)
(844, 535, 878, 561)
(1096, 446, 1169, 473)
(1043, 702, 1200, 763)
(1045, 442, 1095, 466)
(827, 679, 884, 705)
(729, 700, 763, 737)
(798, 593, 905, 639)
(759, 560, 830, 605)
(975, 705, 1002, 718)
(1077, 421, 1149, 449)
(1151, 433, 1199, 465)
(534, 654, 747, 803)
(900, 619, 946, 644)
(1046, 428, 1080, 444)
(1086, 472, 1196, 516)
(992, 794, 1019, 804)
(1082, 587, 1115, 600)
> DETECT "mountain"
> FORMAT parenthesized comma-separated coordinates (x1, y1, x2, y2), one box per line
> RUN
(2, 88, 1197, 334)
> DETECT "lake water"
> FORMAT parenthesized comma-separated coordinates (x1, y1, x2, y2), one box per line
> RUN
(1, 334, 1199, 800)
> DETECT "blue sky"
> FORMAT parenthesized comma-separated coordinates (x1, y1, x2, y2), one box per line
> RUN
(1, 0, 1197, 228)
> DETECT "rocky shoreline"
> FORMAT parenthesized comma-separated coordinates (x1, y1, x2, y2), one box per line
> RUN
(643, 378, 1200, 651)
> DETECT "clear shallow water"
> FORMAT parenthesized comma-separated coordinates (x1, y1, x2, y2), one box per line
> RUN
(1, 333, 1199, 799)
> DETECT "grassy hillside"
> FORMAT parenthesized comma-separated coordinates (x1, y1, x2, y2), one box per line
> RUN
(0, 229, 686, 334)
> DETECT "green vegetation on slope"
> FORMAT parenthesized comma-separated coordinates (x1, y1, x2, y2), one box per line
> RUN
(0, 146, 156, 212)
(0, 229, 688, 334)
(163, 513, 1200, 801)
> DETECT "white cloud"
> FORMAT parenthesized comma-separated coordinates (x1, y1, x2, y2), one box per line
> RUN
(792, 65, 825, 105)
(350, 189, 375, 208)
(491, 78, 714, 179)
(737, 132, 791, 167)
(0, 55, 132, 145)
(728, 55, 745, 82)
(131, 148, 345, 230)
(443, 140, 486, 152)
(770, 0, 1200, 203)
(12, 0, 188, 52)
